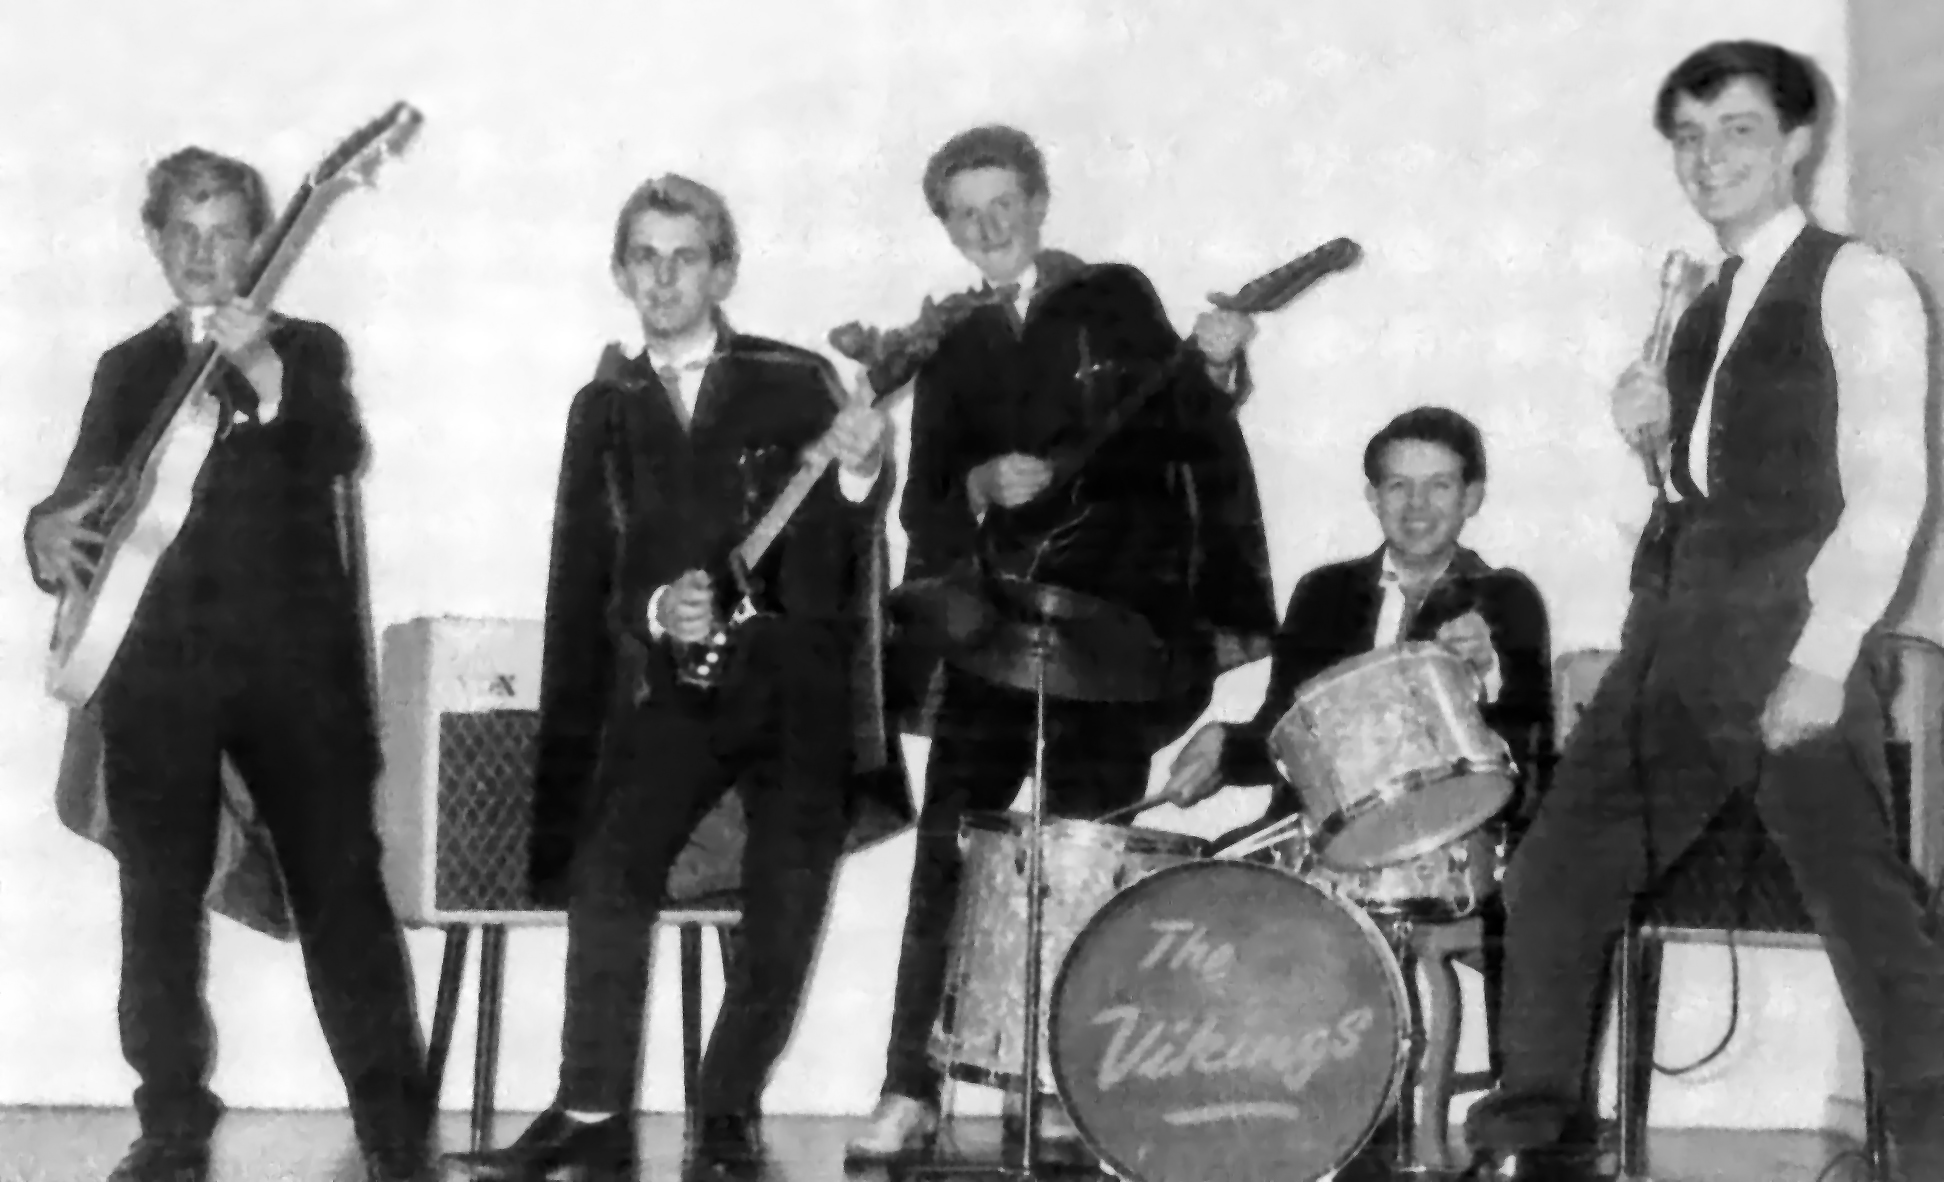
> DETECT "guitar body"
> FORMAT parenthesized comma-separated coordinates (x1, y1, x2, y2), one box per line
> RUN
(48, 402, 221, 705)
(41, 103, 422, 709)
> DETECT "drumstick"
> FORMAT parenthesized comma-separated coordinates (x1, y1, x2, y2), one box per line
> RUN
(1095, 797, 1167, 826)
(1211, 813, 1310, 862)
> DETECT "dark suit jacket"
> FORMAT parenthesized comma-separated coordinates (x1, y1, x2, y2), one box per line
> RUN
(1224, 545, 1554, 821)
(27, 312, 368, 648)
(529, 329, 909, 902)
(26, 310, 375, 939)
(899, 250, 1278, 742)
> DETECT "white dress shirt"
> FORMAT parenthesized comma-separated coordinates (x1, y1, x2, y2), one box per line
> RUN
(643, 328, 880, 637)
(1377, 550, 1502, 701)
(1675, 207, 1928, 683)
(187, 304, 281, 424)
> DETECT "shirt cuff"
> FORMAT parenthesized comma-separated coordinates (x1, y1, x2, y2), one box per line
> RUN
(837, 460, 881, 503)
(1788, 614, 1870, 685)
(1206, 357, 1240, 394)
(646, 584, 669, 640)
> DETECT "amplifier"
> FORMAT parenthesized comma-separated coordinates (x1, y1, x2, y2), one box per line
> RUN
(377, 616, 746, 927)
(1549, 637, 1944, 928)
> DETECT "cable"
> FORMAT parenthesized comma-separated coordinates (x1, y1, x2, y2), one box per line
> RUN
(1652, 929, 1740, 1076)
(1812, 1144, 1871, 1182)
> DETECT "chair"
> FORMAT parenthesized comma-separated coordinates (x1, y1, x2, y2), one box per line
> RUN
(1407, 722, 1552, 1170)
(1597, 636, 1944, 1182)
(423, 899, 743, 1153)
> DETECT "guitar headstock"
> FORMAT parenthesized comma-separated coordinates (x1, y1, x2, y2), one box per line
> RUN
(308, 102, 425, 199)
(1209, 236, 1364, 314)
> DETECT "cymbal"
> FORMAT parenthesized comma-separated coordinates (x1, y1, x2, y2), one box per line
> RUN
(889, 571, 1167, 703)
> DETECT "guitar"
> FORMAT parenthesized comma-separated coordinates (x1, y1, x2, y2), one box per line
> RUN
(45, 103, 424, 707)
(668, 364, 922, 691)
(979, 236, 1363, 574)
(666, 285, 1031, 690)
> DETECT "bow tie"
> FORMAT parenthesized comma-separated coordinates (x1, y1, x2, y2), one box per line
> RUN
(981, 282, 1022, 306)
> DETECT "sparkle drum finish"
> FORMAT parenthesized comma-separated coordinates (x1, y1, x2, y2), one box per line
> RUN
(930, 812, 1210, 1091)
(1261, 815, 1506, 922)
(1269, 643, 1515, 871)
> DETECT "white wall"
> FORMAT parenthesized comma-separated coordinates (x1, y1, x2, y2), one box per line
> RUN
(0, 0, 1884, 1132)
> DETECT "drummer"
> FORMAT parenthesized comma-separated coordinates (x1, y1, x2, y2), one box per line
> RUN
(1158, 405, 1552, 1178)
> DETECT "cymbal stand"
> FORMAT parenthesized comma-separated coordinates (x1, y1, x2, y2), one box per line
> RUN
(1013, 625, 1051, 1174)
(907, 627, 1051, 1179)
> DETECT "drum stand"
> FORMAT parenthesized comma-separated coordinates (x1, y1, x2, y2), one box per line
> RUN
(910, 633, 1054, 1179)
(1377, 912, 1441, 1179)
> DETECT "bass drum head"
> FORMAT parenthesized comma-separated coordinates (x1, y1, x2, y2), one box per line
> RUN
(1049, 861, 1407, 1182)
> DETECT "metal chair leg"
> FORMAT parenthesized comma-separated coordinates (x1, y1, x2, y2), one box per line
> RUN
(680, 923, 705, 1138)
(1616, 926, 1663, 1179)
(1864, 1068, 1891, 1182)
(426, 925, 472, 1108)
(470, 924, 508, 1152)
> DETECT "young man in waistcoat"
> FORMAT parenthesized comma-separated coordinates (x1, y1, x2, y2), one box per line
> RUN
(25, 148, 433, 1182)
(1461, 41, 1944, 1182)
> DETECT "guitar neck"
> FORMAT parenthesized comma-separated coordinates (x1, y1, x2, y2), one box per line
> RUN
(732, 384, 907, 574)
(1041, 345, 1190, 487)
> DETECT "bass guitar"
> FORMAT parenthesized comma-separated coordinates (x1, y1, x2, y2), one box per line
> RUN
(46, 103, 424, 707)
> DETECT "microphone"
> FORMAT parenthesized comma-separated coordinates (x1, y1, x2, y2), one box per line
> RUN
(1628, 249, 1703, 492)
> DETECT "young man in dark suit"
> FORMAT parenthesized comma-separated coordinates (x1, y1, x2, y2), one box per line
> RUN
(445, 174, 892, 1180)
(25, 148, 432, 1182)
(1158, 406, 1552, 1181)
(1161, 406, 1553, 820)
(1463, 42, 1944, 1181)
(848, 124, 1279, 1160)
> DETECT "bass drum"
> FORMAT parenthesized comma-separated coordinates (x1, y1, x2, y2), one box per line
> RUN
(1049, 861, 1409, 1182)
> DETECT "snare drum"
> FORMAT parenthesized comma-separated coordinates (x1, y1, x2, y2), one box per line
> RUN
(1050, 861, 1409, 1182)
(931, 812, 1210, 1091)
(1269, 642, 1515, 871)
(1263, 818, 1506, 922)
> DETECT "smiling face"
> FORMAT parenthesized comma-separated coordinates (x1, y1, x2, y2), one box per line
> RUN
(611, 208, 736, 345)
(1366, 438, 1483, 572)
(939, 165, 1047, 285)
(1668, 76, 1812, 246)
(147, 191, 256, 307)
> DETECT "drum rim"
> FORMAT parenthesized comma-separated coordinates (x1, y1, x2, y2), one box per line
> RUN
(1307, 823, 1508, 920)
(1046, 859, 1413, 1182)
(957, 809, 1214, 856)
(1289, 639, 1470, 700)
(1309, 768, 1515, 871)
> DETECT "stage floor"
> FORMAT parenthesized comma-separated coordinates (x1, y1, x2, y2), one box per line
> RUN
(0, 1108, 1873, 1181)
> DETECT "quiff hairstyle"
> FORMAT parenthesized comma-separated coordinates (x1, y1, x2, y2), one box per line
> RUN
(609, 173, 740, 269)
(920, 125, 1050, 220)
(141, 147, 275, 238)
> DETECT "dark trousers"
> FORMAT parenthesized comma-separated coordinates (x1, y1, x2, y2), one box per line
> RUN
(881, 667, 1155, 1103)
(556, 621, 851, 1116)
(1473, 623, 1944, 1155)
(98, 630, 429, 1166)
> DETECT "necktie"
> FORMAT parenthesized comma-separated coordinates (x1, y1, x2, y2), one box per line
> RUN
(1716, 254, 1743, 296)
(654, 358, 709, 429)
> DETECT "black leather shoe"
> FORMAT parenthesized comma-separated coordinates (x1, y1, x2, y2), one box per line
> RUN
(105, 1139, 211, 1182)
(442, 1109, 637, 1179)
(689, 1114, 768, 1177)
(1459, 1144, 1601, 1182)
